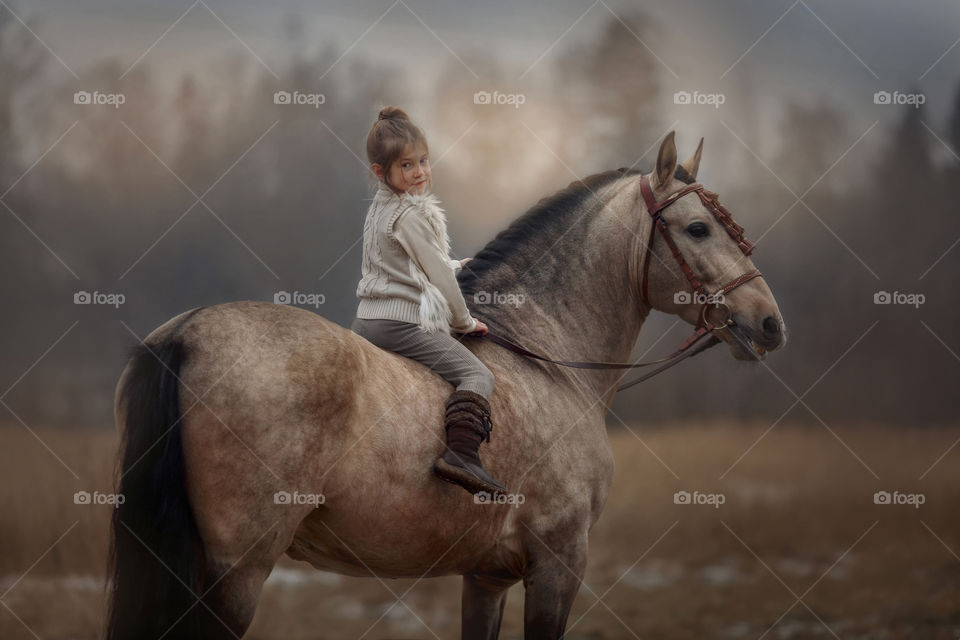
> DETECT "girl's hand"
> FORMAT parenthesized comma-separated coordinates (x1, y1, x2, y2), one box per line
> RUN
(468, 320, 488, 337)
(459, 258, 472, 267)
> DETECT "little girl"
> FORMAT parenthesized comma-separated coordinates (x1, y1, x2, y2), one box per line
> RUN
(351, 106, 507, 496)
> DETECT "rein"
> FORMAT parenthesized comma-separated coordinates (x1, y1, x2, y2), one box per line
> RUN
(477, 172, 762, 392)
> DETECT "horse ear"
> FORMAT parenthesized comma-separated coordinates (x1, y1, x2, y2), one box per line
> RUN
(655, 131, 678, 189)
(680, 137, 704, 181)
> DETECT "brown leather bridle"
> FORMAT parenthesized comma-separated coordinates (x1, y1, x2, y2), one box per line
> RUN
(638, 173, 761, 329)
(479, 172, 763, 391)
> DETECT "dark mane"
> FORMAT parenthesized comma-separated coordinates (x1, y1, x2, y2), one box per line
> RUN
(459, 168, 639, 295)
(458, 165, 694, 295)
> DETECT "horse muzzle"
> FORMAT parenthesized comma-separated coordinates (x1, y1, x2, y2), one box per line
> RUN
(717, 311, 786, 361)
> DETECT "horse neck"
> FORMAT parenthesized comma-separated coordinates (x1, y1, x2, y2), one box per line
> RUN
(476, 180, 650, 406)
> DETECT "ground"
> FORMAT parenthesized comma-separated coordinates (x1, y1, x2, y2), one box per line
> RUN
(1, 422, 958, 639)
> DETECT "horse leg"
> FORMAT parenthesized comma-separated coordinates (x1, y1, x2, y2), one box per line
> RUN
(462, 573, 517, 640)
(196, 556, 275, 638)
(188, 489, 312, 639)
(194, 513, 304, 639)
(521, 544, 587, 640)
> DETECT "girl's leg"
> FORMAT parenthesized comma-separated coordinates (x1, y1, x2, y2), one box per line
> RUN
(352, 317, 504, 494)
(352, 318, 494, 398)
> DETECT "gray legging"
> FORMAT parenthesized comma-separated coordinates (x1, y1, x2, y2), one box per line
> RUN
(351, 317, 495, 399)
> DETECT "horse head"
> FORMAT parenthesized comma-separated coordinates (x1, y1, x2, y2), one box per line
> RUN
(639, 131, 786, 361)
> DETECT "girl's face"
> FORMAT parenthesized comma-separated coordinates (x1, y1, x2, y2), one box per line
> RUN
(375, 145, 431, 195)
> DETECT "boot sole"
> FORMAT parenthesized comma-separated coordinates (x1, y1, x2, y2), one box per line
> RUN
(433, 458, 508, 495)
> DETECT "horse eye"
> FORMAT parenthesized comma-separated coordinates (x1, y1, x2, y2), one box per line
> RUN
(687, 222, 710, 238)
(686, 222, 709, 239)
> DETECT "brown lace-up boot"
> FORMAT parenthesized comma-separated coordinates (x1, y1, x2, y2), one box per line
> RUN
(433, 390, 507, 495)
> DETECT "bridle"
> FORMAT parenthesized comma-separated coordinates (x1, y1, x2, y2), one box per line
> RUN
(638, 172, 761, 333)
(479, 172, 763, 391)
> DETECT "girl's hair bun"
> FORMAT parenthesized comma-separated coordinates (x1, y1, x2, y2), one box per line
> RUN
(378, 106, 409, 121)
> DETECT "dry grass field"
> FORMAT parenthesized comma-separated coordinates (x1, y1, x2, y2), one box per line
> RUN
(1, 421, 958, 639)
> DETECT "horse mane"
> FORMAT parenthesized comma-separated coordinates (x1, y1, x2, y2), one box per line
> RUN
(458, 168, 638, 295)
(458, 165, 695, 296)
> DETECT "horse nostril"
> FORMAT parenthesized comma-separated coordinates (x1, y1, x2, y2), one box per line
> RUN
(762, 316, 781, 336)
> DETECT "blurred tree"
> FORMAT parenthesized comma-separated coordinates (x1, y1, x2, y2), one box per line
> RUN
(0, 5, 48, 192)
(173, 74, 217, 192)
(948, 81, 960, 157)
(774, 102, 848, 193)
(555, 10, 662, 167)
(878, 94, 933, 190)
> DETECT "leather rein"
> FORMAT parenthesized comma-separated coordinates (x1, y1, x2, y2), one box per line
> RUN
(478, 173, 762, 392)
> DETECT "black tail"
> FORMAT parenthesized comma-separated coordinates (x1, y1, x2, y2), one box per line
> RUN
(107, 312, 211, 640)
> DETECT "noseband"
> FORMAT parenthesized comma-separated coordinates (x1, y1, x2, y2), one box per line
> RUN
(480, 173, 763, 391)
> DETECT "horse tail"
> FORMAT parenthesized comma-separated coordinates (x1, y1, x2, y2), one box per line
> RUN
(107, 309, 207, 640)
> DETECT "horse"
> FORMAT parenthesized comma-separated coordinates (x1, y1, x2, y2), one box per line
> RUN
(106, 131, 786, 640)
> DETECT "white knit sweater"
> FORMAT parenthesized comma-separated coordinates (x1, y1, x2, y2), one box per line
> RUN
(355, 183, 478, 334)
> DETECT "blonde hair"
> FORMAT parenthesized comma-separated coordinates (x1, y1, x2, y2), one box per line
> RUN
(365, 107, 429, 193)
